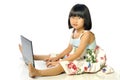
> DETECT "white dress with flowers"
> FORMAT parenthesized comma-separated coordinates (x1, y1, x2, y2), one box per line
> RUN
(60, 31, 107, 75)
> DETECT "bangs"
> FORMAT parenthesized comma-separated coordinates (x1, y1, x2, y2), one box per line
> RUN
(69, 4, 85, 18)
(69, 11, 84, 18)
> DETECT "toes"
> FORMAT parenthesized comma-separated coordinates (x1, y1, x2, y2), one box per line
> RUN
(18, 44, 22, 53)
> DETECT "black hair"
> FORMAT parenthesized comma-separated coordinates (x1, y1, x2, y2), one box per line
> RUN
(68, 4, 92, 30)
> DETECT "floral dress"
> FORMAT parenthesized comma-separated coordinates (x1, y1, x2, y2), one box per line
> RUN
(60, 31, 106, 75)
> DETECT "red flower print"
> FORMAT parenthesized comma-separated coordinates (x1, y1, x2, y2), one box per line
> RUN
(95, 46, 99, 52)
(100, 57, 104, 60)
(68, 62, 72, 69)
(72, 65, 77, 70)
(96, 59, 98, 62)
(100, 55, 107, 61)
(68, 62, 77, 70)
(84, 67, 88, 71)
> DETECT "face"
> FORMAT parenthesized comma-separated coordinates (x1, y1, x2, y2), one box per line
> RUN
(70, 16, 84, 30)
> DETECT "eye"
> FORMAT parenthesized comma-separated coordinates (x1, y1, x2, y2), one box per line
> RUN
(78, 16, 81, 19)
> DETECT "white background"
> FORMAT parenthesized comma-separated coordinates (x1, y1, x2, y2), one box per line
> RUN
(0, 0, 120, 79)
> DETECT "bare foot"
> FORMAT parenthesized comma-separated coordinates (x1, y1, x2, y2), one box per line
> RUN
(19, 44, 22, 53)
(28, 63, 37, 78)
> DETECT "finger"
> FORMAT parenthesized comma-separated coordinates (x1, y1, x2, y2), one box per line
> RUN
(44, 58, 49, 61)
(46, 62, 52, 67)
(19, 44, 22, 53)
(52, 59, 57, 62)
(45, 58, 52, 62)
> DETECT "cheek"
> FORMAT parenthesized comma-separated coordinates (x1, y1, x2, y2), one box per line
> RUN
(79, 20, 84, 26)
(78, 22, 84, 26)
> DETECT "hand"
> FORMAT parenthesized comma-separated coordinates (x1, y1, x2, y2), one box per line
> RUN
(46, 61, 59, 67)
(45, 57, 59, 62)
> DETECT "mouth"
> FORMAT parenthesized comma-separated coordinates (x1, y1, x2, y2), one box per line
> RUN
(72, 24, 78, 27)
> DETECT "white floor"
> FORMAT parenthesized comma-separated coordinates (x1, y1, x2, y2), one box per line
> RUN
(0, 50, 119, 80)
(18, 59, 120, 80)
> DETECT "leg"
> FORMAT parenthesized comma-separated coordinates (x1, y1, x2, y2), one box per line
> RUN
(19, 44, 50, 60)
(34, 55, 50, 60)
(28, 63, 64, 77)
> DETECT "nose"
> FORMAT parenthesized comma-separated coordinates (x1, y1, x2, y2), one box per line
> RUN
(73, 18, 78, 23)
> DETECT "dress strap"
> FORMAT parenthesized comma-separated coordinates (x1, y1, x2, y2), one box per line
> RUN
(79, 30, 89, 38)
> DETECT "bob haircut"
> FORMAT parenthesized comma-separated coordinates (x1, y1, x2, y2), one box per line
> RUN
(68, 4, 92, 30)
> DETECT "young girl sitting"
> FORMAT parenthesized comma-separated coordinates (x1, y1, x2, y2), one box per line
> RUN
(19, 4, 113, 78)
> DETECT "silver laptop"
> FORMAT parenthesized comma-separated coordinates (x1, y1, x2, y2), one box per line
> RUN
(20, 35, 48, 69)
(20, 35, 35, 67)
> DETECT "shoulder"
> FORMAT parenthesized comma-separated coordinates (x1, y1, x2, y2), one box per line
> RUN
(81, 30, 95, 41)
(84, 30, 94, 34)
(83, 30, 95, 37)
(81, 30, 93, 37)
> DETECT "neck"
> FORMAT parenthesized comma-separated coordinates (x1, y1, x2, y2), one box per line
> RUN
(75, 28, 84, 33)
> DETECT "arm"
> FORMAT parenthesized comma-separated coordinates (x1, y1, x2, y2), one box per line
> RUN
(56, 34, 73, 59)
(56, 44, 73, 59)
(46, 44, 73, 67)
(63, 32, 92, 61)
(46, 43, 73, 62)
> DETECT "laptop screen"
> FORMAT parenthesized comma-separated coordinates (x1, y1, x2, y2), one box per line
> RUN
(21, 35, 35, 67)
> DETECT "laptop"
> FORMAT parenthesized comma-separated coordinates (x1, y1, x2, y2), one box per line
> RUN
(20, 35, 48, 69)
(20, 35, 35, 67)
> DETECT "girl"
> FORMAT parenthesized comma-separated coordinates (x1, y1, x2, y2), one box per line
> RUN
(19, 4, 107, 78)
